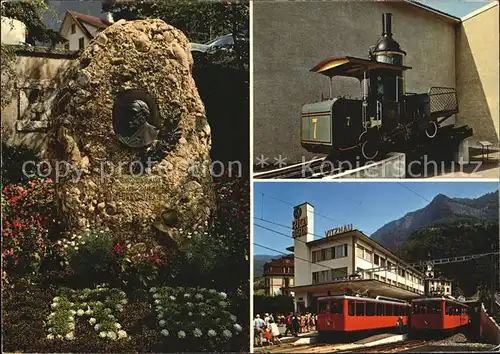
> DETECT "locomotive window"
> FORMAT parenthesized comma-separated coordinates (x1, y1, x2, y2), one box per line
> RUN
(318, 300, 330, 314)
(376, 304, 383, 316)
(366, 302, 375, 316)
(331, 300, 343, 314)
(348, 301, 355, 316)
(355, 302, 365, 316)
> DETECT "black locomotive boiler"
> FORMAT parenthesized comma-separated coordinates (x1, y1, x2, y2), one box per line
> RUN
(301, 13, 462, 160)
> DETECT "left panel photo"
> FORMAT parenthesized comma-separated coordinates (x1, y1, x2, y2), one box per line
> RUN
(1, 0, 249, 352)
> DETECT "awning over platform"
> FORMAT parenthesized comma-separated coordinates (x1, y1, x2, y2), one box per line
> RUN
(310, 56, 412, 79)
(291, 279, 423, 300)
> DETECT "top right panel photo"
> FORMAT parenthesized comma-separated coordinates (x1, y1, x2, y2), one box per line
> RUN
(253, 0, 499, 179)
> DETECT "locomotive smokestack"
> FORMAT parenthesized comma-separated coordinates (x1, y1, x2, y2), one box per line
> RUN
(382, 13, 393, 37)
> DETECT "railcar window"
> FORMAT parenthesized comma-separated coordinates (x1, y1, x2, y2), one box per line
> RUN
(331, 300, 343, 314)
(385, 304, 393, 316)
(366, 302, 375, 316)
(377, 303, 383, 316)
(348, 301, 355, 316)
(395, 306, 400, 316)
(356, 302, 365, 316)
(427, 301, 442, 314)
(412, 304, 420, 315)
(446, 306, 452, 315)
(319, 300, 330, 314)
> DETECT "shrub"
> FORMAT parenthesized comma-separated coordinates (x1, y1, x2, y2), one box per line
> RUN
(1, 177, 58, 276)
(1, 143, 40, 185)
(59, 230, 117, 286)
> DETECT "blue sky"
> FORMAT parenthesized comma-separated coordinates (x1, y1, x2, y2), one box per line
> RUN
(417, 0, 492, 18)
(253, 182, 498, 256)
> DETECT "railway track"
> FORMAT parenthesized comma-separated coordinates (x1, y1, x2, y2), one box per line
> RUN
(339, 339, 428, 353)
(254, 157, 343, 179)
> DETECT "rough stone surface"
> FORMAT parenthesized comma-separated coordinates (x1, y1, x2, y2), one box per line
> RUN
(47, 19, 215, 249)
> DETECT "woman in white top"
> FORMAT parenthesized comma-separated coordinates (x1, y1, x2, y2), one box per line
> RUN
(269, 319, 281, 344)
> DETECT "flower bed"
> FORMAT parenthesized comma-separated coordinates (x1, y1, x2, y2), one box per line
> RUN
(2, 172, 249, 352)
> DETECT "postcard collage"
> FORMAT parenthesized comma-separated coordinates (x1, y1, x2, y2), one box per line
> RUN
(1, 0, 499, 353)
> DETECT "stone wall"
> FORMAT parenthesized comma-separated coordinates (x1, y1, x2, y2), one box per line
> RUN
(1, 46, 79, 156)
(456, 2, 499, 146)
(253, 1, 458, 164)
(480, 303, 500, 345)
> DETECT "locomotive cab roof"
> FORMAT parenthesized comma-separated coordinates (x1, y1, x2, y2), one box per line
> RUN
(310, 56, 411, 79)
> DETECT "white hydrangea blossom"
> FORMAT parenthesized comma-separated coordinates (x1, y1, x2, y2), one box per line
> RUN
(65, 332, 75, 341)
(94, 324, 101, 332)
(115, 323, 121, 329)
(157, 313, 163, 319)
(99, 331, 107, 338)
(184, 293, 191, 299)
(46, 334, 54, 340)
(230, 315, 237, 322)
(209, 289, 217, 294)
(219, 301, 227, 308)
(195, 293, 203, 300)
(177, 330, 186, 339)
(149, 287, 157, 293)
(188, 312, 193, 317)
(77, 309, 85, 316)
(117, 330, 127, 339)
(193, 328, 202, 338)
(207, 329, 216, 337)
(159, 319, 166, 326)
(53, 297, 61, 302)
(107, 331, 117, 340)
(233, 323, 242, 332)
(169, 296, 176, 301)
(161, 329, 169, 337)
(222, 329, 232, 339)
(51, 303, 58, 309)
(89, 318, 97, 325)
(219, 292, 227, 299)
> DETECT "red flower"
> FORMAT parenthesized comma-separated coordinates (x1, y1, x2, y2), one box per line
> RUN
(114, 243, 124, 253)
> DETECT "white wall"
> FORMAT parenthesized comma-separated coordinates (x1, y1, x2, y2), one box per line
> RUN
(294, 203, 315, 286)
(58, 16, 92, 50)
(1, 17, 26, 44)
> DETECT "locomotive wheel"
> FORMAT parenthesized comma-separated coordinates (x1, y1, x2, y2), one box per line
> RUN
(361, 138, 379, 160)
(425, 120, 438, 139)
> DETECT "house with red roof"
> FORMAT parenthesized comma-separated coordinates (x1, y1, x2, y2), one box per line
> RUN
(58, 10, 114, 51)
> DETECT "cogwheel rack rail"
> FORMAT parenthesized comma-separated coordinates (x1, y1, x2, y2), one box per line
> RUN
(254, 124, 473, 180)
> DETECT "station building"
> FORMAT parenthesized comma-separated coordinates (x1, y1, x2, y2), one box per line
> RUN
(262, 254, 295, 296)
(289, 202, 425, 313)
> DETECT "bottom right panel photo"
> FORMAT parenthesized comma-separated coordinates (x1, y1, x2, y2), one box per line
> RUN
(253, 181, 499, 352)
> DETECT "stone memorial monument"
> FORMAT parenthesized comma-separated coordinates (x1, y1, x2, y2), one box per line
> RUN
(47, 19, 215, 248)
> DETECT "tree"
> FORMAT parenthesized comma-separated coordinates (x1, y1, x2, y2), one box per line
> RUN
(1, 0, 66, 45)
(103, 0, 249, 70)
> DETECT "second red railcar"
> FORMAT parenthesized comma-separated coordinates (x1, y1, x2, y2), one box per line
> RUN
(411, 297, 470, 331)
(317, 295, 410, 332)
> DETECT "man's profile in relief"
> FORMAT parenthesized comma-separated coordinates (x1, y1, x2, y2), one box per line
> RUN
(117, 99, 159, 148)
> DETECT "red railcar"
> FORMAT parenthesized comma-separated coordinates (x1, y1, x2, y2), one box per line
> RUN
(411, 297, 470, 331)
(317, 295, 410, 332)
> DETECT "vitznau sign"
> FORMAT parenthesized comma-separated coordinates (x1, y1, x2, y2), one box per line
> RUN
(325, 224, 353, 237)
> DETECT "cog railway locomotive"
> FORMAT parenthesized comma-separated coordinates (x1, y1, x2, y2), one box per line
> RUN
(301, 13, 464, 160)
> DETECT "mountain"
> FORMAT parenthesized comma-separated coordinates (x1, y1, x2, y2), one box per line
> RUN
(253, 255, 274, 278)
(371, 190, 498, 249)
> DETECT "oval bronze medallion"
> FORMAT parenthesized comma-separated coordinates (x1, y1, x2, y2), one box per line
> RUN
(112, 89, 160, 148)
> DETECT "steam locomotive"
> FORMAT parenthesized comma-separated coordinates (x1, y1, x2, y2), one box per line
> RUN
(301, 13, 461, 160)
